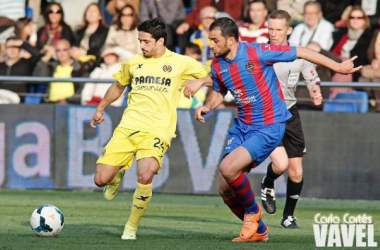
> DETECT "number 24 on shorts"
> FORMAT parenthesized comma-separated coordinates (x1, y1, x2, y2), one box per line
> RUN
(153, 137, 165, 153)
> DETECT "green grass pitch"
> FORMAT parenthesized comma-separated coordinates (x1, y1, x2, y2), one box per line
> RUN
(0, 190, 379, 250)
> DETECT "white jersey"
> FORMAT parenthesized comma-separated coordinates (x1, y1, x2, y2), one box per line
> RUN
(273, 59, 320, 109)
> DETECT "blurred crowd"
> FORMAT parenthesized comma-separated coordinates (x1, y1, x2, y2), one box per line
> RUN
(0, 0, 379, 111)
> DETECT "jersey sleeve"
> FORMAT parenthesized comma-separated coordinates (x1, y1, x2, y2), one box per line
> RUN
(181, 57, 208, 82)
(258, 43, 297, 65)
(300, 60, 321, 89)
(112, 62, 132, 86)
(211, 62, 227, 95)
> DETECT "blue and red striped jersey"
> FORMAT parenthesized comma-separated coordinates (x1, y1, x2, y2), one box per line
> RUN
(211, 42, 296, 125)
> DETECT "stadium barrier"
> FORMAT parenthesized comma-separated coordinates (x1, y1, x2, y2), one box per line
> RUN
(0, 105, 379, 200)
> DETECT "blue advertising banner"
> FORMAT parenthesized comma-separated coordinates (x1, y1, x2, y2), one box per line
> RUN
(0, 105, 379, 200)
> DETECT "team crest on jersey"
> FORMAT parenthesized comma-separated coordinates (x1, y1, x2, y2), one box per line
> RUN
(246, 62, 254, 72)
(163, 65, 172, 72)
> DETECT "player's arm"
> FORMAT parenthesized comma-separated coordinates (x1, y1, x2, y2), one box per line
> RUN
(90, 81, 126, 128)
(195, 90, 224, 123)
(296, 47, 362, 74)
(182, 74, 212, 98)
(300, 61, 323, 106)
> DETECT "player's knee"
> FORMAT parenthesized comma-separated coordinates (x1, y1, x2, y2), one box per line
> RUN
(272, 161, 288, 174)
(137, 173, 153, 185)
(288, 165, 303, 181)
(94, 175, 107, 187)
(219, 162, 235, 181)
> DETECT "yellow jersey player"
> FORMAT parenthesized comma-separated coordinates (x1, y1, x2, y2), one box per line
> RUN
(90, 18, 208, 240)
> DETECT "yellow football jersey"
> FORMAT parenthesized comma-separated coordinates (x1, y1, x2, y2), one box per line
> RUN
(113, 49, 208, 145)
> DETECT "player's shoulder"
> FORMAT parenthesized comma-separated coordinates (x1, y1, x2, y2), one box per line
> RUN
(168, 50, 203, 65)
(121, 54, 144, 66)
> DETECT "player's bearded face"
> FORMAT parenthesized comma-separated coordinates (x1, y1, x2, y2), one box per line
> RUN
(209, 29, 231, 58)
(139, 32, 159, 58)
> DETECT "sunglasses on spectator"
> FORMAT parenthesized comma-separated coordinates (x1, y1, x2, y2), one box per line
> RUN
(349, 16, 365, 20)
(56, 48, 69, 52)
(49, 9, 62, 14)
(121, 13, 134, 17)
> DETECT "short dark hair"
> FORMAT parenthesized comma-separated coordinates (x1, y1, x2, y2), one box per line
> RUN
(304, 1, 321, 12)
(209, 17, 239, 41)
(268, 9, 292, 28)
(6, 36, 19, 43)
(137, 17, 167, 45)
(249, 0, 267, 9)
(185, 43, 201, 55)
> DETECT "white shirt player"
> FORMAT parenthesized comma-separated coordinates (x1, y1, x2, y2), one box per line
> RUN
(273, 56, 320, 109)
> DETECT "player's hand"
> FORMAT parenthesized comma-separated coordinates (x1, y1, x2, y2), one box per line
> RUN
(195, 106, 211, 123)
(337, 56, 363, 74)
(182, 79, 204, 98)
(90, 110, 105, 128)
(310, 84, 323, 106)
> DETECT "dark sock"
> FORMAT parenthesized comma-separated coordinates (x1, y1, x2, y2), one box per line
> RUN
(263, 162, 281, 188)
(283, 177, 303, 218)
(228, 173, 258, 214)
(223, 197, 244, 221)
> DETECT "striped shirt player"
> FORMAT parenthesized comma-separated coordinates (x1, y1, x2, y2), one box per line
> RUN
(209, 41, 297, 242)
(211, 41, 298, 166)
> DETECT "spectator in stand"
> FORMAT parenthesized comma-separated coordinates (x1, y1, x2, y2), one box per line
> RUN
(106, 0, 140, 22)
(277, 0, 309, 26)
(0, 37, 41, 103)
(359, 28, 380, 112)
(334, 1, 380, 29)
(190, 6, 217, 66)
(14, 17, 37, 48)
(239, 0, 269, 43)
(81, 47, 125, 107)
(139, 0, 186, 51)
(176, 0, 244, 53)
(54, 0, 100, 30)
(184, 43, 202, 62)
(0, 17, 37, 61)
(71, 3, 109, 62)
(289, 1, 334, 51)
(37, 3, 75, 51)
(33, 39, 91, 104)
(104, 5, 141, 56)
(330, 6, 372, 97)
(0, 17, 16, 62)
(178, 42, 207, 109)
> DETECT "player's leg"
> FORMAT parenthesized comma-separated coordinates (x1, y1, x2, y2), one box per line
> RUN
(95, 128, 136, 201)
(94, 157, 126, 201)
(122, 134, 168, 240)
(280, 105, 305, 228)
(122, 157, 158, 240)
(218, 173, 244, 220)
(219, 147, 263, 240)
(218, 172, 269, 242)
(281, 156, 303, 229)
(261, 146, 289, 214)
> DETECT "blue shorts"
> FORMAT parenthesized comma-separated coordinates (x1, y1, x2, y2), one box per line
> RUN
(223, 118, 286, 168)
